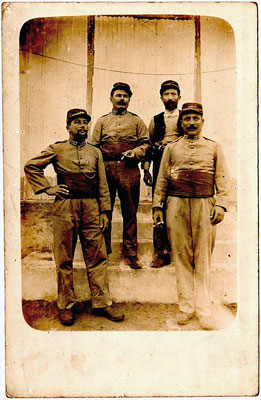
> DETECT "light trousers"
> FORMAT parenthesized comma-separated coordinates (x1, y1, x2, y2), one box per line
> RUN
(166, 197, 216, 316)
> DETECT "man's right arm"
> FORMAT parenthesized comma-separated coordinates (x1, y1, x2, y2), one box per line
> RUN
(89, 118, 102, 147)
(24, 145, 70, 198)
(152, 146, 171, 224)
(152, 145, 171, 208)
(142, 118, 154, 186)
(24, 145, 55, 194)
(143, 118, 155, 171)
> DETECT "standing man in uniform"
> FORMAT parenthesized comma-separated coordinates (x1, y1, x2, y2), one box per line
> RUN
(143, 80, 182, 268)
(90, 82, 149, 270)
(24, 108, 124, 326)
(153, 103, 230, 330)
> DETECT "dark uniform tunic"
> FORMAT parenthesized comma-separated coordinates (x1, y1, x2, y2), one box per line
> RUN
(153, 134, 230, 316)
(24, 140, 112, 310)
(90, 110, 149, 257)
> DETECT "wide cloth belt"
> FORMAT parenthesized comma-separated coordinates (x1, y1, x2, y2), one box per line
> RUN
(168, 170, 214, 198)
(57, 172, 98, 198)
(101, 141, 136, 161)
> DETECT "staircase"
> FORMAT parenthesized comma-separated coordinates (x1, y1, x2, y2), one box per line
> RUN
(22, 200, 237, 305)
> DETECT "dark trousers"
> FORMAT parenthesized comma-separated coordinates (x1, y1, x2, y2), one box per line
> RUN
(152, 155, 171, 256)
(104, 161, 140, 258)
(52, 198, 112, 310)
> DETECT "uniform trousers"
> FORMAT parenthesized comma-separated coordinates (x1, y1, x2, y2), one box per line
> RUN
(104, 161, 140, 257)
(166, 196, 216, 316)
(52, 198, 112, 310)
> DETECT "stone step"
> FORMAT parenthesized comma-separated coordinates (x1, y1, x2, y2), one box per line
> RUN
(74, 238, 237, 265)
(22, 251, 237, 305)
(111, 200, 237, 241)
(112, 199, 237, 216)
(111, 220, 237, 241)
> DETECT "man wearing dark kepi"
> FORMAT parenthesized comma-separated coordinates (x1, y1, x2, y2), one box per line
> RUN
(90, 82, 149, 270)
(24, 108, 124, 326)
(143, 80, 182, 268)
(153, 103, 230, 330)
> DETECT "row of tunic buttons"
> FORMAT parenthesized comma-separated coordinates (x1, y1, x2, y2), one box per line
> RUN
(78, 147, 84, 169)
(189, 143, 194, 165)
(117, 115, 123, 133)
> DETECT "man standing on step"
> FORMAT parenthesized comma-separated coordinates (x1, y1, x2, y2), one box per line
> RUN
(90, 82, 149, 270)
(152, 103, 230, 330)
(24, 108, 124, 326)
(143, 80, 182, 268)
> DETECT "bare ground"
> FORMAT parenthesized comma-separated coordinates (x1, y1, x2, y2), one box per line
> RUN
(22, 300, 237, 332)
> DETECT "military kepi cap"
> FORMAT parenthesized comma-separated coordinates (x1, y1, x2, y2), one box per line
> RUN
(160, 80, 180, 95)
(180, 102, 203, 116)
(111, 82, 133, 97)
(66, 108, 91, 125)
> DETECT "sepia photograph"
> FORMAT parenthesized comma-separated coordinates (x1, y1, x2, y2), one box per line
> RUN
(3, 1, 258, 397)
(20, 12, 237, 332)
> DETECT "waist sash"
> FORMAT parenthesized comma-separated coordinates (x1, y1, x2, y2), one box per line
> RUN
(57, 172, 98, 198)
(101, 141, 136, 161)
(168, 170, 214, 198)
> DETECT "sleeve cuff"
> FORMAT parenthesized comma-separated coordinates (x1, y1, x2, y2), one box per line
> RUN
(35, 186, 51, 195)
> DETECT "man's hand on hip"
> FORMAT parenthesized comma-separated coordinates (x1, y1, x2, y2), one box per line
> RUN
(45, 185, 69, 198)
(210, 205, 225, 225)
(100, 212, 109, 232)
(143, 170, 153, 186)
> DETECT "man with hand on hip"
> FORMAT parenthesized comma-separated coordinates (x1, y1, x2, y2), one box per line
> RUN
(24, 108, 124, 326)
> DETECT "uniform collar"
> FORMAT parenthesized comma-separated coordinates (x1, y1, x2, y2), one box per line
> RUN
(70, 140, 86, 147)
(183, 134, 202, 141)
(112, 109, 127, 116)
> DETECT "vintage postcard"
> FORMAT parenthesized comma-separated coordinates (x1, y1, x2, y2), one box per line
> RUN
(3, 1, 258, 397)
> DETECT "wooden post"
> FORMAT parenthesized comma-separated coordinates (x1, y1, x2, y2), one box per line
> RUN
(194, 16, 201, 103)
(87, 16, 95, 115)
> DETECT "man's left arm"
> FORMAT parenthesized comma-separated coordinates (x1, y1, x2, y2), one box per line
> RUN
(97, 150, 111, 231)
(211, 142, 231, 224)
(89, 118, 102, 147)
(123, 117, 149, 162)
(97, 149, 111, 212)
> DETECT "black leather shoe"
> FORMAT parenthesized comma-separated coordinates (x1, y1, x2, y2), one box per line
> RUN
(151, 254, 171, 268)
(93, 305, 125, 322)
(125, 256, 142, 269)
(59, 309, 74, 326)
